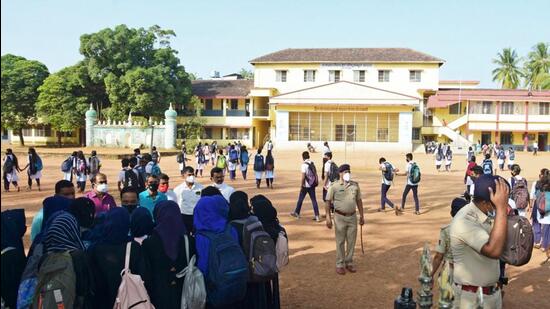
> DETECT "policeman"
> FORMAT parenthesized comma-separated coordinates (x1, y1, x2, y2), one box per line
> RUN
(325, 164, 364, 275)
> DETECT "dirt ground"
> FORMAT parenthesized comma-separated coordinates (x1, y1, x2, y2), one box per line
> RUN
(1, 147, 549, 308)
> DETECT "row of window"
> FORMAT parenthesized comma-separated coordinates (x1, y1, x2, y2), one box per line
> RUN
(464, 101, 550, 115)
(11, 127, 75, 137)
(275, 69, 422, 83)
(203, 99, 250, 110)
(202, 127, 249, 140)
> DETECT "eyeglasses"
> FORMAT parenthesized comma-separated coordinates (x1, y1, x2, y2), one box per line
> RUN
(98, 180, 107, 184)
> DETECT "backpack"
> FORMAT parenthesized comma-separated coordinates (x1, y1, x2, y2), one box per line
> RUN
(3, 156, 14, 174)
(200, 224, 248, 307)
(151, 164, 161, 177)
(509, 150, 515, 161)
(113, 242, 154, 309)
(17, 244, 44, 309)
(500, 215, 534, 266)
(408, 163, 421, 184)
(241, 152, 249, 165)
(231, 216, 277, 282)
(327, 161, 339, 183)
(124, 170, 139, 190)
(35, 156, 43, 172)
(305, 162, 319, 187)
(135, 169, 146, 192)
(216, 156, 227, 169)
(275, 230, 289, 272)
(511, 178, 529, 210)
(32, 251, 76, 309)
(176, 153, 184, 164)
(435, 152, 442, 161)
(498, 150, 506, 160)
(446, 150, 452, 160)
(482, 159, 493, 175)
(229, 149, 238, 163)
(536, 192, 550, 217)
(254, 155, 265, 171)
(60, 158, 72, 173)
(88, 156, 99, 174)
(176, 235, 206, 309)
(383, 162, 394, 182)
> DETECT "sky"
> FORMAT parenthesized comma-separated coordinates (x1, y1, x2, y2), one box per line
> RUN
(2, 0, 549, 87)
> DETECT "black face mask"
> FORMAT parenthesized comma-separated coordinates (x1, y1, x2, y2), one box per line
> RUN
(122, 204, 138, 214)
(148, 183, 159, 192)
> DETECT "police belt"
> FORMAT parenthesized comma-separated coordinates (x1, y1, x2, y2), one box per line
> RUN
(334, 209, 356, 217)
(458, 283, 499, 295)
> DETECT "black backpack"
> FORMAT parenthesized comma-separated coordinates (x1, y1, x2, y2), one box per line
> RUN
(123, 170, 139, 189)
(254, 154, 265, 171)
(176, 152, 184, 163)
(383, 162, 394, 181)
(327, 162, 339, 182)
(3, 156, 14, 174)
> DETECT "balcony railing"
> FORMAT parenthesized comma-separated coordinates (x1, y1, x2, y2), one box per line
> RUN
(253, 109, 269, 117)
(203, 110, 224, 117)
(226, 110, 248, 117)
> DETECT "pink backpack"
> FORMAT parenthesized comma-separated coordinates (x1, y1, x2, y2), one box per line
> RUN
(113, 243, 154, 309)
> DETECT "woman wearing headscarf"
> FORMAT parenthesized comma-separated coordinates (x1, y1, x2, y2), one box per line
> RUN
(251, 195, 286, 309)
(264, 150, 275, 189)
(2, 148, 21, 192)
(30, 195, 73, 249)
(131, 207, 155, 245)
(1, 209, 27, 309)
(23, 147, 42, 191)
(42, 212, 95, 309)
(142, 200, 194, 309)
(89, 207, 145, 308)
(67, 197, 96, 246)
(75, 150, 88, 193)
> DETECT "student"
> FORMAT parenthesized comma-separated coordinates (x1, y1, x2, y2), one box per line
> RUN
(177, 144, 189, 175)
(145, 154, 162, 177)
(142, 201, 194, 309)
(67, 197, 96, 249)
(228, 145, 239, 180)
(117, 158, 138, 191)
(266, 139, 274, 152)
(21, 147, 42, 191)
(210, 141, 218, 166)
(173, 166, 204, 233)
(445, 147, 453, 172)
(467, 147, 475, 163)
(464, 156, 477, 198)
(323, 152, 337, 203)
(120, 186, 139, 214)
(531, 168, 549, 249)
(435, 144, 443, 172)
(85, 173, 117, 215)
(465, 166, 484, 202)
(89, 207, 145, 309)
(195, 142, 206, 177)
(497, 146, 506, 171)
(75, 150, 88, 193)
(151, 145, 161, 163)
(215, 148, 228, 175)
(158, 173, 177, 202)
(131, 156, 146, 192)
(321, 142, 331, 180)
(533, 140, 538, 155)
(534, 176, 550, 264)
(379, 157, 397, 214)
(450, 176, 509, 308)
(482, 153, 494, 175)
(291, 151, 320, 221)
(130, 207, 154, 245)
(203, 142, 211, 167)
(2, 148, 21, 192)
(88, 150, 101, 188)
(395, 153, 421, 215)
(250, 195, 286, 309)
(508, 164, 529, 217)
(254, 148, 266, 189)
(265, 149, 275, 189)
(1, 208, 27, 309)
(62, 151, 77, 182)
(239, 145, 250, 180)
(139, 175, 168, 217)
(211, 167, 235, 202)
(507, 147, 515, 169)
(430, 198, 468, 280)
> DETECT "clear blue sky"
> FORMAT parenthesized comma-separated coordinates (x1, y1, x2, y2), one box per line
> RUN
(2, 0, 549, 87)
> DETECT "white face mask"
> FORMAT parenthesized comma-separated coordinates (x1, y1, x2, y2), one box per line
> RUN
(96, 183, 108, 193)
(186, 175, 195, 184)
(343, 173, 351, 182)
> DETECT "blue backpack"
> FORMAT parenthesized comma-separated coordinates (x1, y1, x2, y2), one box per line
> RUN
(61, 157, 72, 173)
(201, 225, 248, 307)
(35, 156, 43, 171)
(229, 149, 238, 163)
(254, 154, 265, 171)
(151, 163, 161, 176)
(240, 151, 249, 165)
(482, 159, 493, 175)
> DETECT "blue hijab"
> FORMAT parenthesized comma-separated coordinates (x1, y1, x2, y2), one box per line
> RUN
(154, 200, 186, 261)
(97, 207, 130, 246)
(1, 209, 26, 251)
(130, 207, 154, 238)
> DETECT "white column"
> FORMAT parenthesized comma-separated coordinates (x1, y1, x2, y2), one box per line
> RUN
(399, 112, 413, 151)
(275, 111, 289, 143)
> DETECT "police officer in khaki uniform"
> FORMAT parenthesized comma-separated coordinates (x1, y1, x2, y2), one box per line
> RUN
(450, 175, 509, 308)
(325, 164, 364, 275)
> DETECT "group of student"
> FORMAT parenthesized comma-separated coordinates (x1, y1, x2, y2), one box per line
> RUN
(434, 143, 453, 172)
(1, 172, 289, 308)
(2, 148, 43, 192)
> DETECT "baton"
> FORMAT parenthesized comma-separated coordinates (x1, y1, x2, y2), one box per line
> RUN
(360, 224, 365, 255)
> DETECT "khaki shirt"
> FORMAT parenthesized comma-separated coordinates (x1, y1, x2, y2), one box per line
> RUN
(450, 202, 499, 286)
(435, 224, 452, 262)
(326, 181, 361, 214)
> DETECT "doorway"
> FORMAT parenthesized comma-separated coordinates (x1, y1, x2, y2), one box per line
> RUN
(538, 133, 548, 151)
(481, 132, 492, 145)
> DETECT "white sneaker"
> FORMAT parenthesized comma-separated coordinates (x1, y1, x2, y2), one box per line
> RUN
(313, 216, 320, 222)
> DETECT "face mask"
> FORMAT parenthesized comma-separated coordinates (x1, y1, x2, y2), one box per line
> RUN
(487, 209, 496, 218)
(186, 176, 195, 184)
(159, 184, 169, 193)
(148, 183, 159, 192)
(343, 173, 351, 182)
(122, 204, 138, 213)
(96, 183, 108, 193)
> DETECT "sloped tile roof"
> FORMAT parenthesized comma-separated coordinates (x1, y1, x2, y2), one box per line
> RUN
(191, 80, 254, 98)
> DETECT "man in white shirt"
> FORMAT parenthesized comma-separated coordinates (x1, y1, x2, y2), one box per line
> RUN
(378, 157, 397, 214)
(173, 166, 204, 232)
(533, 140, 538, 155)
(395, 153, 421, 215)
(210, 166, 235, 202)
(291, 151, 320, 221)
(323, 152, 337, 203)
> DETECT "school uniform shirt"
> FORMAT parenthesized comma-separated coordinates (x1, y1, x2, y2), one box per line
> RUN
(406, 161, 418, 186)
(301, 159, 314, 188)
(85, 191, 117, 214)
(3, 155, 19, 182)
(138, 191, 168, 216)
(380, 163, 393, 186)
(228, 156, 237, 171)
(164, 190, 177, 202)
(173, 182, 204, 215)
(214, 183, 235, 202)
(530, 181, 539, 200)
(323, 160, 333, 188)
(322, 145, 331, 155)
(117, 167, 139, 183)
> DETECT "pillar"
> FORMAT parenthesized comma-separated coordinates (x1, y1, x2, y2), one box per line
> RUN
(85, 104, 97, 147)
(164, 103, 177, 149)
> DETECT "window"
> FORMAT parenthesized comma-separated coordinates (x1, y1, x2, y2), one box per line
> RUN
(22, 128, 33, 136)
(501, 102, 514, 114)
(409, 70, 422, 82)
(329, 70, 341, 82)
(346, 125, 356, 141)
(335, 125, 345, 141)
(276, 70, 287, 82)
(540, 102, 550, 115)
(449, 103, 461, 115)
(229, 128, 238, 139)
(303, 70, 316, 82)
(205, 99, 213, 110)
(500, 132, 513, 145)
(377, 128, 389, 141)
(353, 70, 366, 82)
(58, 131, 73, 137)
(230, 99, 238, 110)
(35, 126, 51, 137)
(482, 101, 493, 114)
(378, 70, 390, 82)
(412, 128, 421, 140)
(203, 128, 213, 139)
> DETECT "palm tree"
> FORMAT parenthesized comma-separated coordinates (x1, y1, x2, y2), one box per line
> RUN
(492, 48, 522, 89)
(524, 42, 550, 90)
(534, 73, 550, 90)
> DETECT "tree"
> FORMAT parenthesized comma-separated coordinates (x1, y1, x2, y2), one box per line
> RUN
(534, 73, 550, 90)
(36, 64, 91, 146)
(492, 48, 522, 89)
(238, 68, 254, 80)
(1, 54, 49, 145)
(79, 24, 192, 120)
(181, 96, 205, 140)
(524, 42, 550, 90)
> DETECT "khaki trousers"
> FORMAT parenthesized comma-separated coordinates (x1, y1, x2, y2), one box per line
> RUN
(334, 213, 357, 267)
(452, 284, 502, 309)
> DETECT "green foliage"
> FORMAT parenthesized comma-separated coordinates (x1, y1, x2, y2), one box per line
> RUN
(238, 68, 254, 80)
(492, 48, 523, 89)
(1, 54, 49, 144)
(524, 42, 550, 90)
(79, 24, 191, 120)
(180, 96, 205, 140)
